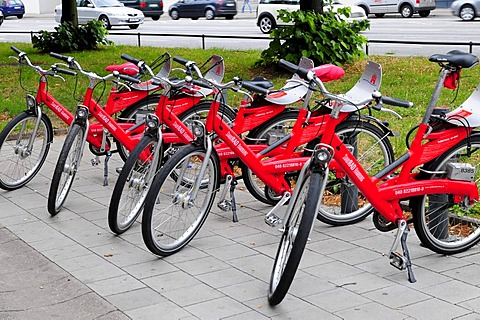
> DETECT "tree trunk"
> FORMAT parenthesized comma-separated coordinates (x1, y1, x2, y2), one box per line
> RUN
(300, 0, 324, 13)
(61, 0, 78, 27)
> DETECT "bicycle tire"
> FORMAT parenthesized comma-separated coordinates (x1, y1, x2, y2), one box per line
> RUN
(109, 134, 161, 234)
(116, 96, 160, 162)
(243, 110, 300, 205)
(141, 143, 220, 256)
(268, 170, 321, 305)
(176, 100, 236, 128)
(316, 120, 394, 226)
(48, 123, 85, 216)
(411, 135, 480, 255)
(0, 111, 52, 190)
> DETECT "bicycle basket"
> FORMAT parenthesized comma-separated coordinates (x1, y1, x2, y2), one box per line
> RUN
(151, 52, 172, 79)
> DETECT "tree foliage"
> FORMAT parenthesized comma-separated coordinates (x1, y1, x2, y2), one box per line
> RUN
(257, 4, 370, 67)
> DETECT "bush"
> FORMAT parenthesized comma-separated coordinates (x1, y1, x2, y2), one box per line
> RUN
(32, 21, 112, 53)
(257, 5, 370, 67)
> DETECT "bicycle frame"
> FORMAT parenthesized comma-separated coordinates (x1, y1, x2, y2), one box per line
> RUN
(312, 69, 479, 226)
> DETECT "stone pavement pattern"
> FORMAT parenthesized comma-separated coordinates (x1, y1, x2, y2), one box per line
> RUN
(2, 136, 480, 319)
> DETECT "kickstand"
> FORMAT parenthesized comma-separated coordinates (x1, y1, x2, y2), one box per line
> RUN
(103, 151, 112, 186)
(388, 220, 416, 283)
(229, 178, 238, 222)
(401, 226, 416, 283)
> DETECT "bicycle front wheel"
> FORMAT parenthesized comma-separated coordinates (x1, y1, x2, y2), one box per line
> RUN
(0, 112, 52, 190)
(141, 143, 220, 256)
(316, 120, 394, 226)
(268, 170, 320, 306)
(48, 123, 85, 216)
(411, 135, 480, 255)
(109, 134, 160, 234)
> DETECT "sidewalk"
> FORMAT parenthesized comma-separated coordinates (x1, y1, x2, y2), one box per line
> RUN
(2, 136, 480, 319)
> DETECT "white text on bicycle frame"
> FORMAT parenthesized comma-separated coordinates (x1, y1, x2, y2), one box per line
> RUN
(342, 154, 365, 182)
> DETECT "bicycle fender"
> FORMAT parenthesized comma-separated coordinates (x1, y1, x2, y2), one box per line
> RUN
(359, 115, 397, 137)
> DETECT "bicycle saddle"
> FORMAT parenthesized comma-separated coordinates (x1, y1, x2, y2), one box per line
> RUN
(243, 77, 274, 90)
(105, 62, 139, 76)
(311, 64, 345, 82)
(429, 50, 479, 69)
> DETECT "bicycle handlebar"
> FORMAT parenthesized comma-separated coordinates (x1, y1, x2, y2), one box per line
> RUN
(118, 72, 142, 84)
(11, 45, 22, 55)
(240, 80, 269, 95)
(381, 96, 413, 108)
(55, 67, 77, 77)
(50, 52, 73, 64)
(120, 53, 142, 66)
(279, 59, 311, 81)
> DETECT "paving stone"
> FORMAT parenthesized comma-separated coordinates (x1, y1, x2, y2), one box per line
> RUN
(362, 283, 431, 309)
(122, 259, 178, 279)
(196, 266, 256, 289)
(143, 270, 201, 292)
(219, 279, 270, 302)
(334, 301, 409, 320)
(442, 264, 480, 286)
(105, 287, 168, 311)
(87, 274, 146, 296)
(162, 282, 225, 307)
(330, 272, 395, 294)
(400, 298, 471, 320)
(419, 280, 480, 304)
(126, 301, 196, 320)
(304, 287, 371, 313)
(175, 255, 231, 276)
(303, 260, 366, 282)
(185, 296, 251, 319)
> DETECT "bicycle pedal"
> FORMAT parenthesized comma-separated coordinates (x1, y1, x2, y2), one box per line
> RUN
(115, 167, 122, 174)
(217, 200, 231, 212)
(265, 214, 282, 227)
(91, 158, 100, 166)
(389, 251, 407, 270)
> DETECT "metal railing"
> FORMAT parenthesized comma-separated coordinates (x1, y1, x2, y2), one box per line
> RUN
(2, 30, 480, 55)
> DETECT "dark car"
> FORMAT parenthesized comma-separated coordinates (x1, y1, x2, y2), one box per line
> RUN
(0, 0, 25, 19)
(169, 0, 237, 20)
(118, 0, 163, 20)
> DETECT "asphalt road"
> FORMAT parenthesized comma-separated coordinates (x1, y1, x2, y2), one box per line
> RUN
(0, 8, 478, 57)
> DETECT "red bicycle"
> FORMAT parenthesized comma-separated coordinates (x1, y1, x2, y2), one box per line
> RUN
(140, 59, 407, 256)
(268, 51, 480, 305)
(0, 46, 169, 191)
(46, 51, 235, 215)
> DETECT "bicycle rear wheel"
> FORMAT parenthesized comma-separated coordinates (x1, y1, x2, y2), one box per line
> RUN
(268, 170, 321, 306)
(411, 135, 480, 255)
(48, 123, 85, 216)
(316, 120, 394, 226)
(141, 143, 220, 256)
(0, 111, 52, 190)
(109, 134, 161, 234)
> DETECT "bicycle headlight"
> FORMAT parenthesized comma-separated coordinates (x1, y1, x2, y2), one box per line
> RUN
(315, 148, 331, 163)
(192, 123, 205, 138)
(76, 107, 88, 119)
(25, 94, 36, 109)
(146, 114, 159, 129)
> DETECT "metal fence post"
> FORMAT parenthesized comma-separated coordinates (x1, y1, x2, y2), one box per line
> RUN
(202, 34, 205, 50)
(137, 33, 141, 47)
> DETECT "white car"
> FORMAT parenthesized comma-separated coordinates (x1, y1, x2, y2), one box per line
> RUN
(256, 0, 368, 34)
(54, 0, 145, 30)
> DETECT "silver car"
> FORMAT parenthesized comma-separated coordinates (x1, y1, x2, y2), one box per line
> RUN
(54, 0, 145, 30)
(451, 0, 480, 20)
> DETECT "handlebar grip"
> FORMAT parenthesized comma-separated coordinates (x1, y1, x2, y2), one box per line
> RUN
(241, 81, 269, 95)
(56, 68, 77, 76)
(11, 45, 22, 54)
(382, 96, 413, 108)
(279, 59, 310, 80)
(192, 79, 210, 88)
(50, 52, 72, 63)
(121, 53, 142, 66)
(173, 56, 189, 66)
(119, 74, 141, 84)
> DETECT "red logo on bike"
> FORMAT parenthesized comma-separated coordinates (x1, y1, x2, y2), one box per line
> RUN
(370, 74, 377, 85)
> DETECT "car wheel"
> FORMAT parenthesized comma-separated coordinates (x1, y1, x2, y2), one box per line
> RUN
(225, 15, 234, 20)
(17, 14, 23, 19)
(374, 13, 385, 17)
(259, 15, 275, 34)
(418, 10, 430, 17)
(99, 15, 111, 29)
(205, 9, 215, 20)
(400, 4, 413, 18)
(170, 9, 179, 20)
(459, 4, 475, 21)
(359, 5, 369, 16)
(151, 15, 160, 21)
(129, 24, 139, 29)
(0, 16, 3, 26)
(191, 17, 199, 20)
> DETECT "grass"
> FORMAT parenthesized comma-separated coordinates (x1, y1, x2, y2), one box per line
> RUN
(1, 42, 480, 156)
